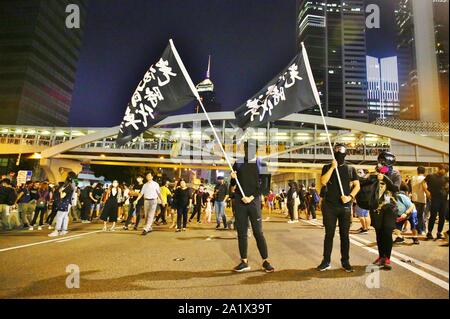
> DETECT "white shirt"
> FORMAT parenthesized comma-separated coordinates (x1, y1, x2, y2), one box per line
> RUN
(141, 181, 161, 200)
(411, 175, 426, 204)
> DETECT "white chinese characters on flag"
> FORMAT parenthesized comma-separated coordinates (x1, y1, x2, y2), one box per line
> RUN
(117, 42, 195, 146)
(234, 45, 319, 129)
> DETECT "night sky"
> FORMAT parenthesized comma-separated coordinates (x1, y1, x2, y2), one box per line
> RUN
(69, 0, 397, 127)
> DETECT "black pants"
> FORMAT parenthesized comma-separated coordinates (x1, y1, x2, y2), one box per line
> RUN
(46, 207, 57, 225)
(31, 206, 47, 226)
(322, 202, 351, 264)
(428, 198, 448, 235)
(80, 201, 92, 221)
(413, 202, 426, 233)
(154, 204, 167, 223)
(370, 206, 396, 259)
(287, 202, 295, 221)
(177, 206, 188, 229)
(234, 196, 268, 260)
(308, 203, 317, 219)
(125, 204, 143, 228)
(189, 205, 202, 222)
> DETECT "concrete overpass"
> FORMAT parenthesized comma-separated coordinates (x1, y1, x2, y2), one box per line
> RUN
(0, 112, 448, 182)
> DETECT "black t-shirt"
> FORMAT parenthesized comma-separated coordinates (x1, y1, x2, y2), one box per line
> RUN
(93, 187, 104, 201)
(174, 187, 191, 208)
(132, 184, 144, 206)
(425, 173, 449, 200)
(321, 163, 358, 206)
(80, 186, 93, 202)
(230, 161, 265, 198)
(214, 183, 229, 201)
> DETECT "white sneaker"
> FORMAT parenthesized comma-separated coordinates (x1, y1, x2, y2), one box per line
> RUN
(293, 220, 299, 223)
(37, 226, 42, 231)
(29, 226, 34, 231)
(60, 230, 68, 236)
(102, 226, 107, 231)
(48, 231, 59, 237)
(110, 226, 116, 232)
(48, 225, 53, 230)
(287, 220, 294, 224)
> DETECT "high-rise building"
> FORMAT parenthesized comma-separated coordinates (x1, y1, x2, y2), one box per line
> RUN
(195, 56, 222, 113)
(296, 0, 368, 122)
(366, 56, 400, 122)
(0, 0, 88, 126)
(395, 0, 447, 123)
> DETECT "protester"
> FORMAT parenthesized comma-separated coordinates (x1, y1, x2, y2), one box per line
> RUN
(230, 141, 274, 273)
(189, 184, 207, 224)
(100, 180, 122, 231)
(134, 172, 163, 235)
(317, 144, 360, 273)
(393, 182, 420, 245)
(155, 180, 172, 225)
(367, 151, 402, 271)
(214, 176, 229, 230)
(46, 183, 62, 229)
(91, 183, 104, 221)
(306, 184, 319, 221)
(173, 179, 192, 232)
(204, 195, 213, 224)
(49, 173, 76, 237)
(355, 169, 371, 234)
(16, 181, 37, 229)
(287, 182, 299, 223)
(123, 176, 144, 231)
(80, 183, 95, 223)
(409, 166, 428, 235)
(30, 182, 51, 230)
(423, 164, 449, 240)
(0, 178, 18, 230)
(267, 190, 275, 218)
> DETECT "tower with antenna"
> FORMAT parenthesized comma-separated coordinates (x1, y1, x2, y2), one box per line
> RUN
(195, 55, 221, 113)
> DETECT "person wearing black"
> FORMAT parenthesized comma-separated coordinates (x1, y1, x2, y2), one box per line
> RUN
(317, 144, 360, 273)
(364, 151, 402, 271)
(173, 179, 192, 232)
(80, 183, 95, 223)
(230, 141, 274, 273)
(189, 184, 207, 224)
(90, 183, 104, 221)
(307, 183, 319, 220)
(423, 164, 449, 240)
(47, 183, 62, 229)
(286, 182, 298, 223)
(214, 176, 229, 229)
(123, 176, 144, 230)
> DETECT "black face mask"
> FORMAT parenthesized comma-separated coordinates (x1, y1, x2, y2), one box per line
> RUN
(334, 152, 346, 165)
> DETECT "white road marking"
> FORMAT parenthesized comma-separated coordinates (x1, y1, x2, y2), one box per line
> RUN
(303, 219, 449, 291)
(0, 230, 103, 253)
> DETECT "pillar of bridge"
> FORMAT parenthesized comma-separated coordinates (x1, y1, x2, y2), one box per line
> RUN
(39, 158, 83, 183)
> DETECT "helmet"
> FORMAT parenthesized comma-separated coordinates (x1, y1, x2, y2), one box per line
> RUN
(378, 151, 396, 166)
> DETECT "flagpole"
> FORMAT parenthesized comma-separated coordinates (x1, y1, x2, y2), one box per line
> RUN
(169, 39, 247, 198)
(301, 42, 345, 196)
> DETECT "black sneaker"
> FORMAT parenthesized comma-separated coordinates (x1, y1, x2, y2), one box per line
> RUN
(426, 233, 434, 240)
(133, 227, 138, 231)
(233, 262, 251, 273)
(262, 261, 275, 273)
(342, 262, 354, 273)
(394, 237, 405, 244)
(122, 226, 128, 230)
(215, 225, 221, 230)
(141, 230, 151, 236)
(436, 233, 443, 240)
(412, 238, 420, 245)
(317, 261, 331, 272)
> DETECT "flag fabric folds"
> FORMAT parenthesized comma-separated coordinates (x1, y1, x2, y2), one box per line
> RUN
(116, 42, 195, 146)
(234, 45, 320, 129)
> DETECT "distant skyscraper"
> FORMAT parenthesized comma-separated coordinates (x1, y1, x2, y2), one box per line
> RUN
(0, 0, 88, 126)
(296, 0, 368, 122)
(366, 56, 400, 121)
(195, 56, 222, 113)
(395, 0, 447, 123)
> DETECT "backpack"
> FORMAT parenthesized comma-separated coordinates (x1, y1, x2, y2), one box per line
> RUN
(312, 190, 320, 204)
(355, 178, 379, 210)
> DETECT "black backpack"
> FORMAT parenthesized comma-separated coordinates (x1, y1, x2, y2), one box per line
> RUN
(355, 178, 379, 210)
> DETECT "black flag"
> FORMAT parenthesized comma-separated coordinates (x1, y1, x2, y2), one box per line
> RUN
(116, 41, 196, 146)
(234, 43, 320, 129)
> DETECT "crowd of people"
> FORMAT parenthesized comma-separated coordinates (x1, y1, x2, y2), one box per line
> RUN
(0, 143, 448, 274)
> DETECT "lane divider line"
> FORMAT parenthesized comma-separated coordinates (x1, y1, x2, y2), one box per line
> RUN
(302, 219, 449, 291)
(0, 230, 103, 253)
